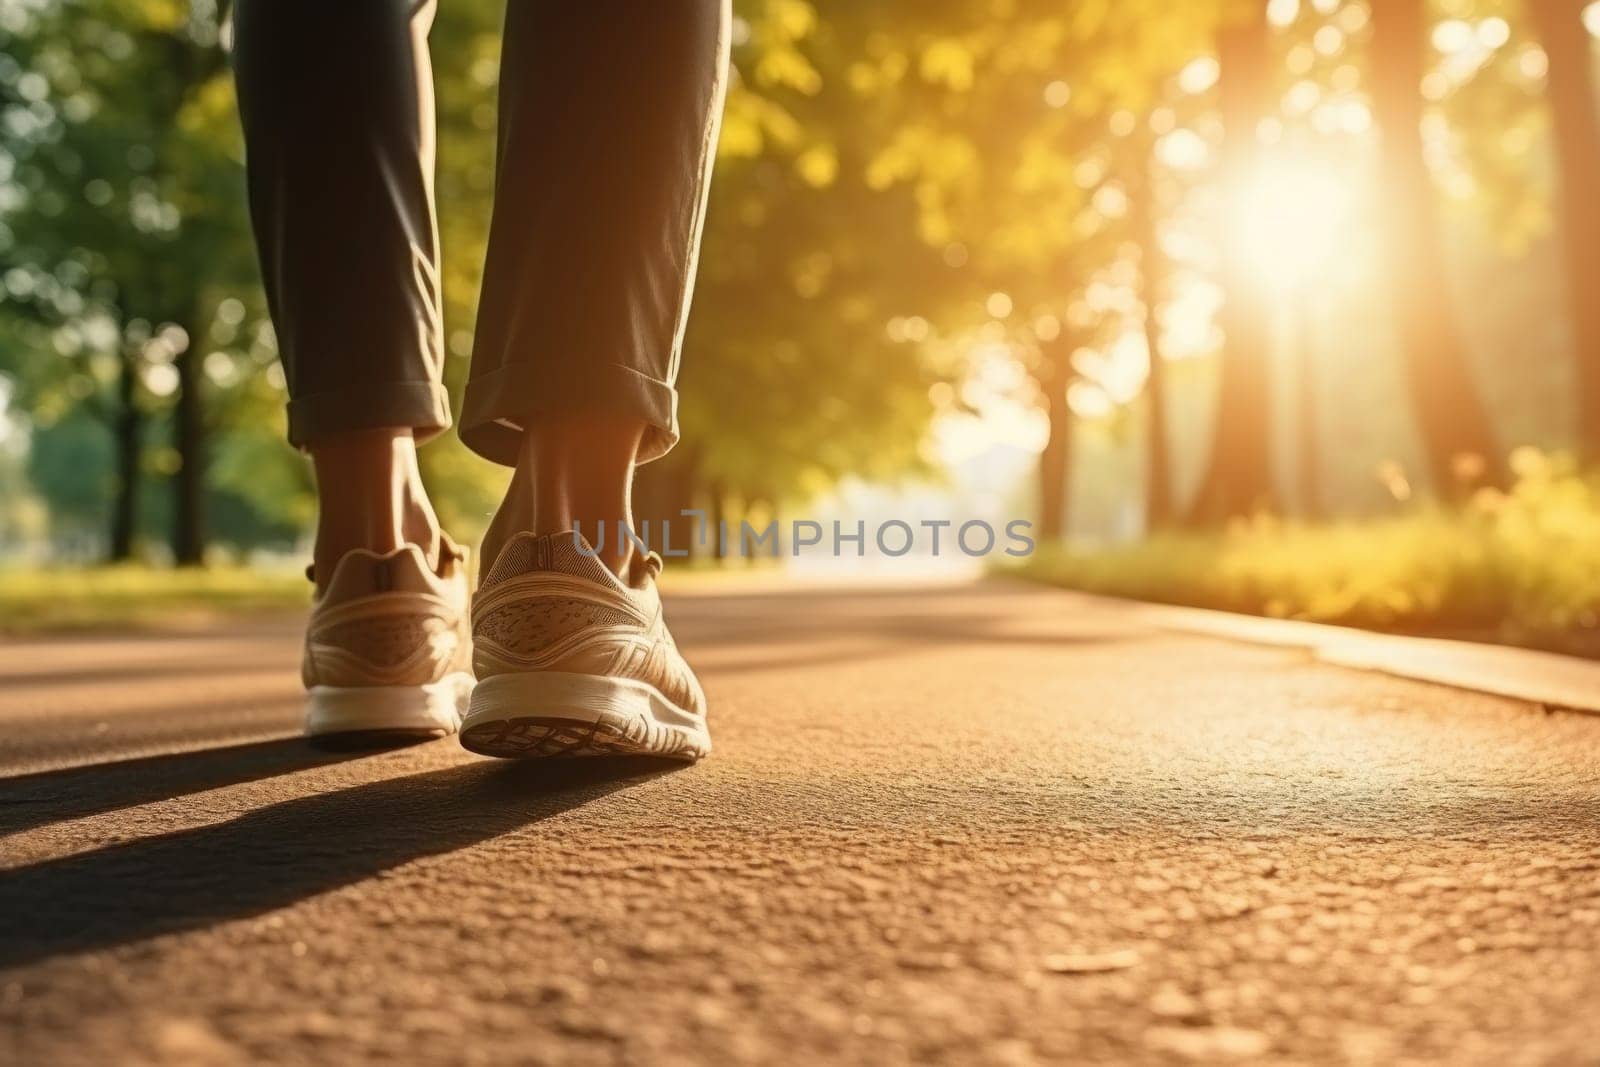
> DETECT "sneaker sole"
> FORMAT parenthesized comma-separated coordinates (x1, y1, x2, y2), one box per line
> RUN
(459, 671, 710, 762)
(304, 672, 475, 739)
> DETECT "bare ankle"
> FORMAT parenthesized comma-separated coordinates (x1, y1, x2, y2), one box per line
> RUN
(481, 417, 645, 578)
(308, 428, 441, 587)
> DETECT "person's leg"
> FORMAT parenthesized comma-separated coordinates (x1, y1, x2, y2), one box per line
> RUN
(463, 1, 731, 577)
(479, 416, 645, 578)
(233, 0, 449, 586)
(456, 1, 728, 760)
(308, 429, 442, 581)
(233, 1, 472, 739)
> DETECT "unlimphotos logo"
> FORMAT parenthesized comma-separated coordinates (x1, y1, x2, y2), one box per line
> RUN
(572, 512, 1035, 560)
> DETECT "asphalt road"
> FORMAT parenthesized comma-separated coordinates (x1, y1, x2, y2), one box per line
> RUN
(2, 578, 1599, 1065)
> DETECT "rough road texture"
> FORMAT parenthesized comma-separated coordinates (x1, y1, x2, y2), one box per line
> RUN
(2, 579, 1598, 1065)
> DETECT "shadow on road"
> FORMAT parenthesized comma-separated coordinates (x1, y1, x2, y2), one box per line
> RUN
(3, 661, 271, 688)
(0, 736, 420, 837)
(0, 757, 672, 969)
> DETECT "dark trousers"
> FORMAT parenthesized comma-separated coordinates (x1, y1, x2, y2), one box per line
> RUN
(232, 1, 729, 465)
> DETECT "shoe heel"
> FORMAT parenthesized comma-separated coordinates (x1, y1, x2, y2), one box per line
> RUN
(459, 672, 709, 761)
(304, 673, 474, 738)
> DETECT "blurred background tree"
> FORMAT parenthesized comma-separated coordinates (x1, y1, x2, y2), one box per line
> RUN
(0, 0, 1597, 577)
(0, 0, 285, 562)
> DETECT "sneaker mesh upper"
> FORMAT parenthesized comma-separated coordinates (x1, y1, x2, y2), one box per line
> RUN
(472, 532, 705, 715)
(302, 543, 472, 690)
(316, 614, 448, 670)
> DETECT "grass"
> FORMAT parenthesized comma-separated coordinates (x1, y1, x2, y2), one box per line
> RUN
(0, 564, 310, 634)
(1012, 449, 1600, 657)
(0, 549, 775, 634)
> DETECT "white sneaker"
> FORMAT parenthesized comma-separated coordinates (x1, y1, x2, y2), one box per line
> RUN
(460, 532, 710, 761)
(302, 536, 475, 739)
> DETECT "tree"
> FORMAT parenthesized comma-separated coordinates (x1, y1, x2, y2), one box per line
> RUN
(1034, 331, 1079, 541)
(1130, 147, 1174, 528)
(0, 0, 265, 562)
(671, 1, 956, 513)
(1191, 2, 1277, 521)
(1528, 0, 1600, 462)
(1368, 0, 1502, 494)
(814, 0, 1218, 538)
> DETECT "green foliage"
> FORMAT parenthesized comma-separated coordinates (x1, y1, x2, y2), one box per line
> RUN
(1015, 448, 1600, 652)
(0, 0, 289, 554)
(417, 0, 509, 539)
(679, 0, 953, 503)
(0, 0, 990, 549)
(23, 409, 112, 533)
(681, 0, 1223, 503)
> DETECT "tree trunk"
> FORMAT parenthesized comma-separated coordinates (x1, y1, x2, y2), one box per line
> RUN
(172, 324, 206, 565)
(1036, 336, 1074, 542)
(709, 480, 729, 561)
(108, 354, 141, 563)
(634, 442, 701, 561)
(1132, 152, 1173, 530)
(1191, 7, 1278, 522)
(1368, 0, 1502, 493)
(1295, 301, 1322, 519)
(1529, 0, 1600, 463)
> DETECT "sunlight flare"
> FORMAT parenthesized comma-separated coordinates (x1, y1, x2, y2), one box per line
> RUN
(1233, 157, 1357, 292)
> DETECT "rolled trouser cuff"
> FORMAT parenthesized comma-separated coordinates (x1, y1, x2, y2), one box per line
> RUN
(459, 360, 678, 468)
(286, 380, 453, 449)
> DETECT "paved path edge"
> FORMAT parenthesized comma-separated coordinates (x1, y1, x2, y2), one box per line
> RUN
(1047, 589, 1600, 715)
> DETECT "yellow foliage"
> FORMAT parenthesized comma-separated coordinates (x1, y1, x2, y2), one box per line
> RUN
(756, 45, 823, 95)
(718, 89, 769, 158)
(717, 88, 805, 159)
(848, 52, 909, 97)
(767, 0, 817, 40)
(795, 143, 838, 187)
(121, 0, 186, 32)
(919, 39, 975, 92)
(1016, 452, 1600, 653)
(176, 75, 238, 138)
